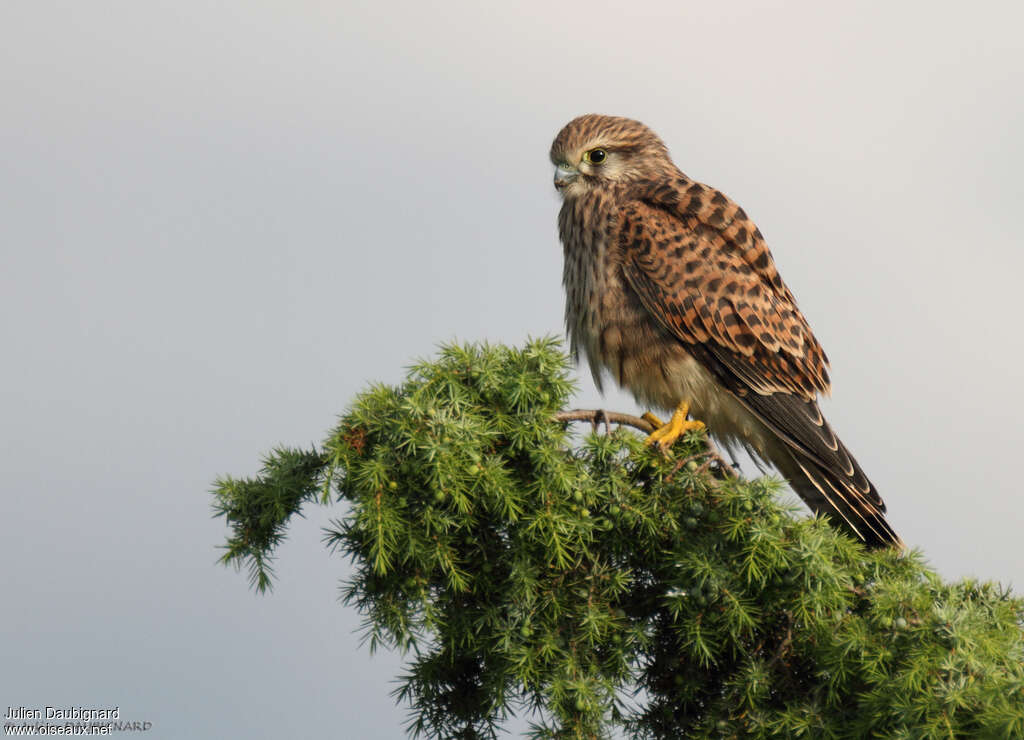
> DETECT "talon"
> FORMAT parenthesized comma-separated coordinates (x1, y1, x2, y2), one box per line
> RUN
(644, 401, 705, 450)
(641, 411, 665, 428)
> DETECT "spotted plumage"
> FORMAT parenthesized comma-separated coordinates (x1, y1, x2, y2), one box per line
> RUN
(551, 113, 901, 548)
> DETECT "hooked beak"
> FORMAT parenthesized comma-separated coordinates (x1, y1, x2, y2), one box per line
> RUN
(553, 163, 579, 191)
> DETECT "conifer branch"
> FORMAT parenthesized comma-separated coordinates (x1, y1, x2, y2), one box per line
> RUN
(214, 338, 1024, 738)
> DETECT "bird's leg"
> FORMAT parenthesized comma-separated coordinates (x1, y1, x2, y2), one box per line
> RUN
(643, 401, 706, 450)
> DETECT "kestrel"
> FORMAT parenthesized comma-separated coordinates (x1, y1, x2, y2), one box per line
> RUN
(551, 114, 901, 548)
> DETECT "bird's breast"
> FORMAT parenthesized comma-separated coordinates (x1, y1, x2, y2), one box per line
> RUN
(560, 194, 694, 403)
(560, 195, 620, 380)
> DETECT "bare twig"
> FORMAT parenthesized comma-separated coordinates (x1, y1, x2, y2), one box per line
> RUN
(554, 409, 656, 434)
(665, 452, 717, 481)
(767, 612, 794, 669)
(700, 438, 737, 479)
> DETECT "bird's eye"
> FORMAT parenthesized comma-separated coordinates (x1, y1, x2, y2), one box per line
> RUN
(583, 148, 607, 164)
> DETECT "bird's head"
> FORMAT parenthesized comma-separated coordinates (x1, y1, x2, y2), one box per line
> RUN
(550, 114, 673, 198)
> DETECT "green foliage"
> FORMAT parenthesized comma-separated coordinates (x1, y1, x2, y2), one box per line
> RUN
(212, 445, 325, 592)
(213, 338, 1024, 739)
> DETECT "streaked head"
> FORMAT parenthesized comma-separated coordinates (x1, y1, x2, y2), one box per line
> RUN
(550, 114, 672, 197)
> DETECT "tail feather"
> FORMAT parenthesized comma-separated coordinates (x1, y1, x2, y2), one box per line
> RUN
(777, 448, 903, 549)
(726, 390, 903, 549)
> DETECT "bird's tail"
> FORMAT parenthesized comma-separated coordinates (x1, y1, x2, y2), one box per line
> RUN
(774, 446, 903, 549)
(739, 390, 904, 549)
(765, 438, 901, 552)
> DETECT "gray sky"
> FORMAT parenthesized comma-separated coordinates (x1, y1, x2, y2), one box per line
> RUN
(2, 1, 1022, 737)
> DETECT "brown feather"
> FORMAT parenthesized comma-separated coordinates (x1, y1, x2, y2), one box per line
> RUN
(551, 114, 902, 548)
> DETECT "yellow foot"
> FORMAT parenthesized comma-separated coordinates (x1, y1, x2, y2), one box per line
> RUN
(643, 401, 706, 451)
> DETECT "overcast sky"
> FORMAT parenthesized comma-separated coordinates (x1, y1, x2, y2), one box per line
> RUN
(2, 1, 1022, 737)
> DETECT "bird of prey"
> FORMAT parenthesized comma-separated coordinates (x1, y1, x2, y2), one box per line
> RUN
(550, 113, 901, 548)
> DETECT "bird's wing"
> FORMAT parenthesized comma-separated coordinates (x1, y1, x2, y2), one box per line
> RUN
(617, 181, 830, 400)
(617, 185, 887, 517)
